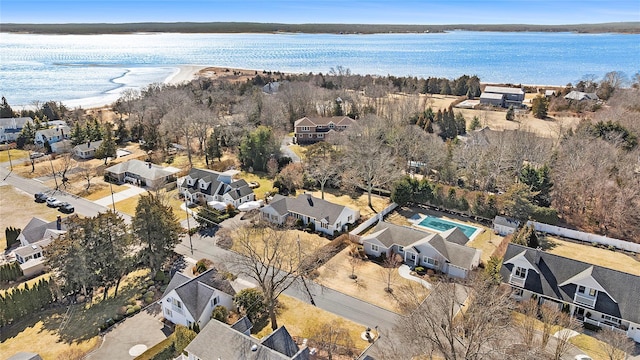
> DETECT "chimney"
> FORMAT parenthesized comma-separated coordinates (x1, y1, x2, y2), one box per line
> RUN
(87, 141, 91, 148)
(56, 215, 62, 230)
(148, 162, 152, 168)
(306, 194, 313, 206)
(534, 247, 542, 265)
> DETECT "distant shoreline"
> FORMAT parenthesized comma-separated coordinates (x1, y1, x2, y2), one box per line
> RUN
(2, 22, 639, 35)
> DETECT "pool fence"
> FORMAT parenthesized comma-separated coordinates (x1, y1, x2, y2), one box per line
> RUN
(349, 202, 398, 243)
(527, 220, 640, 253)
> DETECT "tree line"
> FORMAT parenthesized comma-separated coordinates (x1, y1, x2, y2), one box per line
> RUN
(0, 278, 55, 327)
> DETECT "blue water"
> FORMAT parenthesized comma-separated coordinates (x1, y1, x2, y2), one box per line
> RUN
(1, 31, 638, 108)
(417, 216, 478, 238)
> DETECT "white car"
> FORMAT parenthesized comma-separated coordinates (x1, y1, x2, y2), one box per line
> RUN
(575, 355, 593, 360)
(46, 197, 63, 207)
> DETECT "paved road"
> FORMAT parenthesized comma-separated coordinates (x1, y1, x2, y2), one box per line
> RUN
(280, 135, 301, 163)
(0, 162, 132, 222)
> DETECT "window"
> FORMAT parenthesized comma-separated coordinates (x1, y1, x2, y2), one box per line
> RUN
(398, 246, 404, 253)
(513, 288, 524, 297)
(329, 123, 335, 128)
(601, 314, 621, 324)
(164, 308, 172, 317)
(577, 285, 585, 294)
(348, 215, 352, 221)
(318, 134, 324, 138)
(589, 288, 596, 297)
(175, 299, 182, 309)
(409, 253, 416, 260)
(425, 257, 439, 267)
(187, 320, 193, 328)
(211, 296, 219, 307)
(301, 126, 310, 131)
(371, 244, 379, 252)
(514, 267, 527, 278)
(320, 222, 328, 229)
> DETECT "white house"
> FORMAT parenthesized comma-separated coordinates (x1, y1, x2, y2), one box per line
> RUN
(12, 216, 70, 278)
(0, 117, 32, 142)
(361, 222, 481, 279)
(565, 91, 599, 101)
(501, 243, 640, 342)
(260, 194, 360, 236)
(73, 140, 103, 159)
(178, 168, 255, 208)
(159, 269, 236, 330)
(493, 216, 520, 236)
(35, 125, 71, 146)
(104, 159, 180, 188)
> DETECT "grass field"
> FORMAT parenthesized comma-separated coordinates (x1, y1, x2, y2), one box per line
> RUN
(239, 171, 276, 200)
(254, 294, 370, 355)
(0, 149, 30, 163)
(545, 237, 640, 276)
(82, 182, 128, 201)
(305, 188, 390, 220)
(0, 269, 151, 360)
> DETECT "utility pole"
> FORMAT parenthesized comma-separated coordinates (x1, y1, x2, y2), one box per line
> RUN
(184, 193, 193, 255)
(7, 147, 13, 171)
(109, 180, 116, 211)
(49, 154, 59, 190)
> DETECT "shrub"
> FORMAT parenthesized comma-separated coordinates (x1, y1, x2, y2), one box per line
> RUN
(144, 297, 154, 304)
(211, 305, 229, 322)
(144, 291, 154, 298)
(583, 322, 601, 332)
(117, 306, 128, 316)
(132, 305, 142, 312)
(154, 271, 166, 282)
(126, 308, 136, 316)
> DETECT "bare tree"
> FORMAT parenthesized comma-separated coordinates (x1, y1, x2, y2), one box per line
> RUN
(393, 277, 513, 360)
(77, 163, 96, 191)
(516, 298, 539, 350)
(347, 244, 364, 280)
(597, 328, 636, 360)
(228, 222, 311, 330)
(55, 152, 76, 189)
(552, 310, 580, 360)
(304, 141, 340, 200)
(379, 252, 402, 293)
(340, 115, 402, 210)
(308, 322, 356, 360)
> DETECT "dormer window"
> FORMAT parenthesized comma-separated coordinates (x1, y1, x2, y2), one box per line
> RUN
(514, 267, 527, 278)
(329, 123, 335, 128)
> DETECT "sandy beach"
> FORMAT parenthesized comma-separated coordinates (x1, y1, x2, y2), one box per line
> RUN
(164, 65, 209, 85)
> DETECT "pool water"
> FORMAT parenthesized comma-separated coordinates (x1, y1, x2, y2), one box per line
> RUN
(417, 216, 478, 238)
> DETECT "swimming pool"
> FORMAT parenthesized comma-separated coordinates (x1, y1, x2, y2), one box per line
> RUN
(416, 216, 479, 238)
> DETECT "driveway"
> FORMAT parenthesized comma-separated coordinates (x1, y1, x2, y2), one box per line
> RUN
(280, 135, 301, 163)
(85, 304, 169, 360)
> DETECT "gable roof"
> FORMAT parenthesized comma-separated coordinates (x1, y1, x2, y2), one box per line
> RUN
(483, 86, 525, 95)
(20, 216, 69, 245)
(73, 140, 103, 152)
(362, 221, 434, 248)
(263, 194, 355, 225)
(185, 319, 309, 360)
(501, 243, 640, 324)
(565, 90, 599, 101)
(105, 159, 180, 181)
(441, 227, 469, 246)
(480, 92, 505, 100)
(294, 116, 355, 127)
(0, 117, 32, 129)
(493, 216, 520, 228)
(162, 269, 236, 321)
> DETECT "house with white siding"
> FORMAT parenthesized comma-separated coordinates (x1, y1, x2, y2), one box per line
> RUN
(159, 269, 236, 330)
(360, 222, 481, 279)
(178, 168, 255, 208)
(501, 243, 640, 342)
(0, 117, 32, 142)
(260, 194, 359, 236)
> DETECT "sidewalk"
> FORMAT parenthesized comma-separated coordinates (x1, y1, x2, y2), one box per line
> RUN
(93, 184, 148, 207)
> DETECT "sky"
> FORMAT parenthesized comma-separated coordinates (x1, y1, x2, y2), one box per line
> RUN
(1, 0, 639, 25)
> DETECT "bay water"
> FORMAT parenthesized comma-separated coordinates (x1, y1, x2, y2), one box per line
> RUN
(1, 31, 638, 108)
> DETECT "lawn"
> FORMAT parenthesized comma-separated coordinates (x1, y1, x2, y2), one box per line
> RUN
(239, 171, 276, 200)
(545, 236, 640, 276)
(109, 189, 188, 221)
(0, 149, 30, 163)
(305, 188, 390, 219)
(254, 294, 370, 356)
(315, 246, 430, 313)
(467, 228, 504, 264)
(0, 185, 61, 247)
(82, 182, 128, 201)
(287, 144, 306, 160)
(0, 269, 153, 360)
(569, 334, 611, 360)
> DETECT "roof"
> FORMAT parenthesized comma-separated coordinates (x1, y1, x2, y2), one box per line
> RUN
(35, 125, 70, 138)
(20, 217, 69, 245)
(185, 319, 308, 360)
(441, 227, 470, 246)
(294, 116, 355, 127)
(13, 238, 52, 258)
(501, 243, 640, 324)
(73, 140, 103, 151)
(483, 86, 525, 95)
(262, 194, 355, 224)
(0, 117, 32, 129)
(362, 222, 435, 248)
(480, 92, 505, 100)
(162, 269, 236, 322)
(493, 216, 520, 228)
(230, 315, 253, 334)
(7, 353, 43, 360)
(565, 91, 599, 101)
(105, 159, 180, 181)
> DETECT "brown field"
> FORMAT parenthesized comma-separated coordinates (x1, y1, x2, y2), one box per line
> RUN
(315, 246, 430, 313)
(304, 189, 390, 220)
(545, 236, 640, 276)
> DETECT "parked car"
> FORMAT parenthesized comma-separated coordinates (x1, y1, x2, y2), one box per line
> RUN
(30, 152, 45, 159)
(46, 197, 63, 207)
(575, 356, 593, 360)
(59, 202, 75, 214)
(34, 192, 48, 203)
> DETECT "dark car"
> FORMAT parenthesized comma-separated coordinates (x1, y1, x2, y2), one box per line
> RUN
(34, 192, 48, 202)
(59, 203, 75, 214)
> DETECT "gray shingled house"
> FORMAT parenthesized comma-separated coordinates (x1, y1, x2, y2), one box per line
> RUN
(159, 268, 236, 330)
(360, 222, 481, 278)
(480, 85, 525, 108)
(260, 194, 360, 236)
(501, 243, 640, 342)
(178, 168, 255, 208)
(185, 317, 309, 360)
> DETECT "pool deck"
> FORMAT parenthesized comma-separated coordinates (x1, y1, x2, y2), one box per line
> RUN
(409, 214, 483, 241)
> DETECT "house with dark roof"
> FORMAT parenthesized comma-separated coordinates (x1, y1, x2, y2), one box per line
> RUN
(159, 268, 236, 329)
(178, 168, 255, 208)
(480, 86, 525, 108)
(260, 194, 360, 236)
(0, 117, 32, 142)
(493, 216, 520, 236)
(11, 216, 71, 277)
(293, 116, 355, 144)
(105, 159, 180, 188)
(185, 317, 309, 360)
(360, 222, 481, 278)
(73, 140, 103, 159)
(501, 243, 640, 342)
(34, 125, 71, 146)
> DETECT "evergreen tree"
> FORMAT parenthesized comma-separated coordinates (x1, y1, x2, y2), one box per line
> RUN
(506, 105, 515, 121)
(205, 131, 222, 166)
(238, 126, 280, 172)
(88, 117, 103, 141)
(0, 96, 15, 118)
(95, 123, 117, 165)
(92, 211, 132, 299)
(132, 193, 184, 277)
(531, 95, 549, 119)
(454, 111, 466, 135)
(17, 121, 36, 148)
(469, 116, 481, 131)
(114, 117, 129, 144)
(71, 121, 86, 146)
